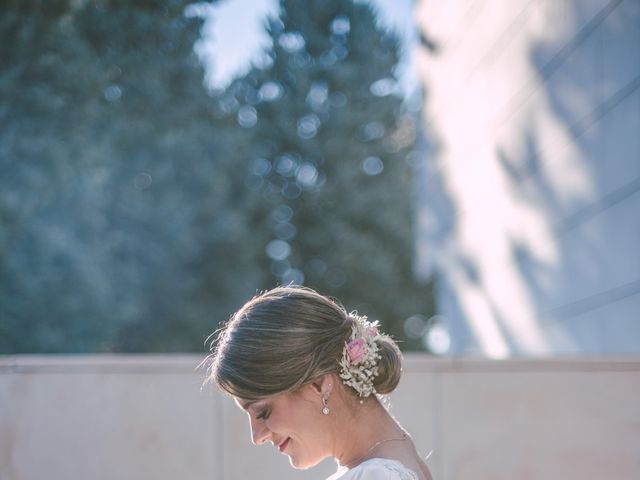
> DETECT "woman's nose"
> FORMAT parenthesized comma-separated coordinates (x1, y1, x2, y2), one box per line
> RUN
(249, 417, 270, 445)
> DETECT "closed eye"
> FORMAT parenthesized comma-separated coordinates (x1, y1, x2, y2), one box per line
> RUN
(256, 408, 270, 420)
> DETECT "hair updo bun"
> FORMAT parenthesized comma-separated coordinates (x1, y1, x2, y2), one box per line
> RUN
(372, 335, 402, 394)
(206, 285, 403, 401)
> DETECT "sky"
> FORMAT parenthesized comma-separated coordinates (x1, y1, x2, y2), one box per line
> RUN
(187, 0, 419, 97)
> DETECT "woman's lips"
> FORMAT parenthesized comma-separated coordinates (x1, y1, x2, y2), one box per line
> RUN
(278, 438, 290, 453)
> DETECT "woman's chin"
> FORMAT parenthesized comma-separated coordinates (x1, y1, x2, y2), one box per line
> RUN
(288, 454, 326, 470)
(289, 457, 312, 470)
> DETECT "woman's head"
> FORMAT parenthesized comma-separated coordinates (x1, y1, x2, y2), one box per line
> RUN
(206, 286, 402, 402)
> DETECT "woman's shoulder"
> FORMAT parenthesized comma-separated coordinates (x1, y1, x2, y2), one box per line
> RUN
(326, 458, 419, 480)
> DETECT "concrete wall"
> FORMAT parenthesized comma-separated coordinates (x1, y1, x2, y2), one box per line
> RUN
(1, 355, 638, 480)
(413, 0, 640, 355)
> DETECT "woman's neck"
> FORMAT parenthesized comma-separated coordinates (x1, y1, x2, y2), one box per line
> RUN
(333, 399, 407, 468)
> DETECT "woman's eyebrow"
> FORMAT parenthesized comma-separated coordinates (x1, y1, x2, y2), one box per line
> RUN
(236, 399, 259, 410)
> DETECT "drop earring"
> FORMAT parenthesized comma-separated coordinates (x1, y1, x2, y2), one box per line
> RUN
(322, 396, 330, 415)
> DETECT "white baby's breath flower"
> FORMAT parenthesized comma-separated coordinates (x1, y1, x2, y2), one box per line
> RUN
(338, 313, 382, 399)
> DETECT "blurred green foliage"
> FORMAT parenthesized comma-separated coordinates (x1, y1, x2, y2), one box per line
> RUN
(0, 0, 434, 353)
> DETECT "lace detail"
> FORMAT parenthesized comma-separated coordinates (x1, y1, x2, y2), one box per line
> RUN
(327, 458, 419, 480)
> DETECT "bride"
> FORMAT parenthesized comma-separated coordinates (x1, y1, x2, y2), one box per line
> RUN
(205, 286, 433, 480)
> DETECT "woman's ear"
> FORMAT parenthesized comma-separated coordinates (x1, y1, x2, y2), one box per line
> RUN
(310, 373, 334, 396)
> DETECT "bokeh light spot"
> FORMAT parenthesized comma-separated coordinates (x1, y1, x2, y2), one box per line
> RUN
(269, 204, 293, 224)
(275, 221, 297, 240)
(104, 85, 122, 102)
(330, 15, 351, 35)
(281, 268, 304, 285)
(275, 154, 297, 176)
(258, 81, 283, 101)
(296, 163, 318, 187)
(282, 181, 302, 199)
(266, 239, 291, 261)
(361, 156, 384, 176)
(423, 316, 451, 355)
(219, 95, 239, 114)
(134, 172, 152, 189)
(306, 81, 328, 110)
(237, 105, 257, 127)
(249, 157, 272, 176)
(403, 314, 428, 339)
(362, 121, 385, 140)
(370, 77, 396, 97)
(331, 44, 348, 60)
(297, 114, 321, 139)
(278, 31, 305, 53)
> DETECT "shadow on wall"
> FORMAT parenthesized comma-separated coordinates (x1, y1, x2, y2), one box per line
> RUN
(415, 0, 640, 356)
(506, 0, 640, 349)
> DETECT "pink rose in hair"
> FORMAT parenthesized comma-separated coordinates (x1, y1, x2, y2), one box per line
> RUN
(366, 325, 379, 338)
(346, 338, 367, 364)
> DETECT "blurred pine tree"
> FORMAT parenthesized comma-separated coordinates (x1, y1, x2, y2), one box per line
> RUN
(0, 0, 434, 353)
(0, 0, 264, 352)
(221, 0, 435, 349)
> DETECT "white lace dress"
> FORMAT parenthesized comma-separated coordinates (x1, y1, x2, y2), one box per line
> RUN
(326, 458, 419, 480)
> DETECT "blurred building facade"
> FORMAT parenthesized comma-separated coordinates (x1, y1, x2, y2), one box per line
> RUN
(413, 0, 640, 356)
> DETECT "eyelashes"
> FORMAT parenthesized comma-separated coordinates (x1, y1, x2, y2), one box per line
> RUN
(256, 408, 271, 420)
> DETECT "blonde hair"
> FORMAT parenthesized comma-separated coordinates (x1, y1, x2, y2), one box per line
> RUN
(206, 286, 402, 400)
